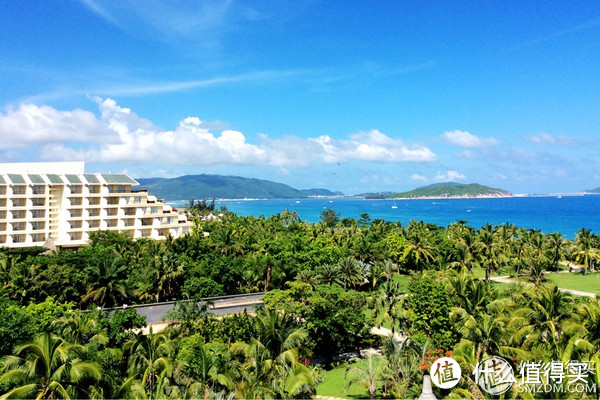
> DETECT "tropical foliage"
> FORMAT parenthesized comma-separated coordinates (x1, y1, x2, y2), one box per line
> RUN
(1, 209, 600, 398)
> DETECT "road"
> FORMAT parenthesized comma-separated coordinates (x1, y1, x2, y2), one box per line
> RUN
(106, 293, 265, 324)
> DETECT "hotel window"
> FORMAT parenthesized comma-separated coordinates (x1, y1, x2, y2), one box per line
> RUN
(32, 185, 45, 195)
(12, 186, 26, 195)
(32, 210, 45, 219)
(134, 196, 142, 204)
(32, 198, 45, 207)
(12, 222, 25, 231)
(70, 185, 82, 194)
(150, 207, 158, 214)
(11, 210, 25, 219)
(31, 222, 44, 231)
(11, 199, 25, 207)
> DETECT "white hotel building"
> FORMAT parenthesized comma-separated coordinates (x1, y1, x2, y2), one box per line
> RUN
(0, 162, 193, 248)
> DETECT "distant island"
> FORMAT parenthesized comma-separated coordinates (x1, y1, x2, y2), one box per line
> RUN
(136, 174, 343, 201)
(583, 186, 600, 194)
(382, 182, 512, 199)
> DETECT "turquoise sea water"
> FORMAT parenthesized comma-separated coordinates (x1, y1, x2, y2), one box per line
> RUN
(172, 195, 600, 239)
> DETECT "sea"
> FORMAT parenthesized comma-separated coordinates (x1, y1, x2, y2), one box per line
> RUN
(171, 195, 600, 239)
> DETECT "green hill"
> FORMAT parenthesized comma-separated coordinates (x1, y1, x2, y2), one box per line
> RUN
(389, 182, 511, 199)
(135, 174, 342, 201)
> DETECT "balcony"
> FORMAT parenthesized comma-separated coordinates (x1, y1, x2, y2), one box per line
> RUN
(11, 186, 26, 196)
(31, 199, 45, 207)
(31, 210, 45, 219)
(31, 233, 45, 243)
(11, 210, 26, 220)
(69, 186, 83, 194)
(31, 185, 46, 195)
(11, 199, 26, 208)
(31, 222, 45, 231)
(12, 222, 26, 232)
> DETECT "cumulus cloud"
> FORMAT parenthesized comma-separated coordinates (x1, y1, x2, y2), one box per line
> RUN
(0, 103, 118, 149)
(410, 173, 427, 182)
(526, 132, 577, 146)
(5, 98, 437, 167)
(443, 130, 500, 148)
(435, 170, 466, 182)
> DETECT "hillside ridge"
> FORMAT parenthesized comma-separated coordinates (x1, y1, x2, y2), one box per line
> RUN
(135, 174, 342, 201)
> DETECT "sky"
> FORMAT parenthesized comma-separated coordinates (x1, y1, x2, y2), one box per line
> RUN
(1, 1, 600, 195)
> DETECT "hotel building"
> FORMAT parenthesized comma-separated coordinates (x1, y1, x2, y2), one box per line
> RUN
(0, 162, 193, 248)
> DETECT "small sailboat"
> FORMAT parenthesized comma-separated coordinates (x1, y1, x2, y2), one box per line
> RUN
(391, 200, 398, 209)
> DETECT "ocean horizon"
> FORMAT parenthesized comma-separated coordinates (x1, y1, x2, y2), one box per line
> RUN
(170, 194, 600, 239)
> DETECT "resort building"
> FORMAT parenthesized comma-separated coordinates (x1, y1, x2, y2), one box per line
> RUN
(0, 162, 193, 248)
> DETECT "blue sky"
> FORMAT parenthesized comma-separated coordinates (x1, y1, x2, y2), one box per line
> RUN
(1, 1, 599, 195)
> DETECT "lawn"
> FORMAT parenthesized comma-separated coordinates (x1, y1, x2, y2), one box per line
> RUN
(392, 273, 410, 291)
(316, 362, 370, 399)
(546, 272, 600, 295)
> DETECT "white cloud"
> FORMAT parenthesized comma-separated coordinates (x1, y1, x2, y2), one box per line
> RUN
(0, 103, 118, 149)
(435, 170, 466, 182)
(443, 130, 500, 148)
(527, 132, 577, 146)
(457, 150, 476, 159)
(11, 98, 436, 167)
(410, 173, 427, 182)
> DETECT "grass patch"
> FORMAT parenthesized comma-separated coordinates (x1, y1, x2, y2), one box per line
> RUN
(316, 362, 370, 399)
(546, 272, 600, 295)
(392, 273, 410, 291)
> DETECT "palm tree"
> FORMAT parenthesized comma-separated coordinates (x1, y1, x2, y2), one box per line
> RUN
(337, 257, 366, 289)
(0, 333, 101, 399)
(123, 329, 174, 398)
(571, 228, 600, 274)
(370, 280, 406, 333)
(546, 232, 566, 270)
(254, 307, 307, 357)
(316, 263, 343, 286)
(51, 311, 108, 347)
(294, 269, 317, 288)
(344, 354, 391, 399)
(82, 256, 128, 308)
(402, 222, 435, 271)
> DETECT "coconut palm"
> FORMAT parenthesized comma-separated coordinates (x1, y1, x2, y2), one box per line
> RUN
(403, 222, 435, 271)
(123, 329, 174, 398)
(344, 354, 391, 399)
(571, 228, 600, 274)
(0, 333, 101, 399)
(254, 307, 307, 357)
(82, 256, 128, 308)
(51, 311, 108, 347)
(370, 280, 407, 333)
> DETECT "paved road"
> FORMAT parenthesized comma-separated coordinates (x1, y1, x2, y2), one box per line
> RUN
(489, 276, 597, 298)
(107, 293, 265, 324)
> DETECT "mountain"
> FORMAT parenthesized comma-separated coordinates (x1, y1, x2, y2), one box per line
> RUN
(135, 174, 342, 201)
(388, 182, 512, 199)
(584, 186, 600, 194)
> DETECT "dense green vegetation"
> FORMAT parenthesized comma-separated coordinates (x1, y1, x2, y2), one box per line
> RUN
(386, 182, 511, 199)
(1, 207, 600, 398)
(136, 174, 341, 200)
